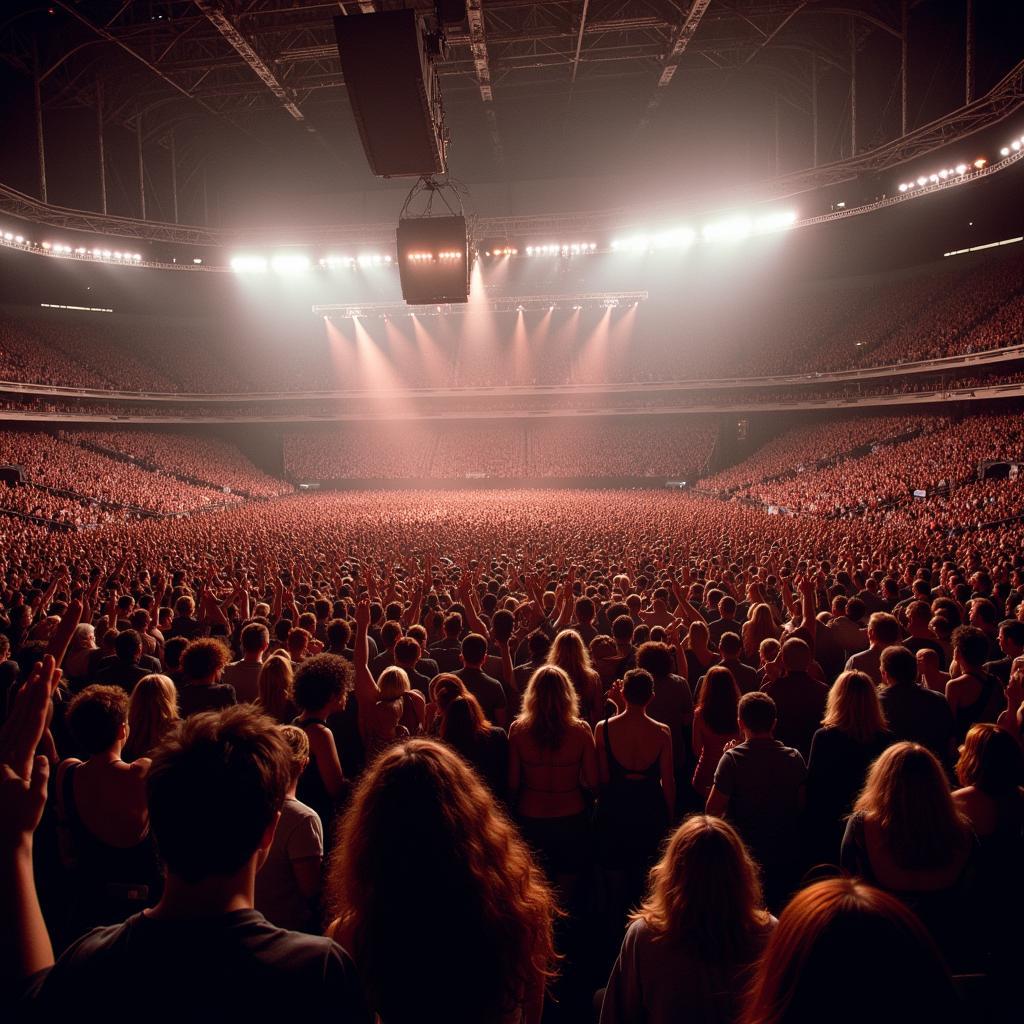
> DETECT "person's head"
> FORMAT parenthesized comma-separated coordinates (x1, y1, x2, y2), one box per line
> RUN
(780, 637, 812, 673)
(429, 673, 466, 713)
(124, 674, 180, 762)
(278, 723, 310, 787)
(519, 665, 579, 749)
(174, 594, 195, 619)
(867, 613, 900, 649)
(879, 645, 917, 688)
(822, 670, 887, 744)
(147, 706, 290, 884)
(439, 693, 489, 752)
(968, 597, 998, 631)
(635, 815, 766, 957)
(955, 723, 1024, 795)
(443, 612, 463, 640)
(622, 667, 654, 707)
(718, 595, 736, 620)
(548, 630, 594, 679)
(163, 635, 188, 674)
(114, 628, 143, 665)
(257, 653, 295, 723)
(611, 614, 635, 645)
(854, 742, 969, 870)
(67, 684, 130, 756)
(574, 595, 595, 624)
(181, 638, 231, 685)
(998, 618, 1024, 659)
(286, 627, 310, 659)
(952, 624, 989, 670)
(377, 620, 401, 654)
(758, 637, 781, 667)
(459, 632, 487, 669)
(719, 632, 742, 661)
(698, 666, 741, 736)
(906, 601, 931, 631)
(738, 691, 776, 738)
(636, 640, 673, 679)
(326, 740, 557, 1024)
(743, 878, 957, 1024)
(915, 647, 941, 677)
(527, 628, 551, 662)
(291, 653, 352, 715)
(688, 619, 710, 648)
(326, 618, 351, 652)
(394, 636, 421, 670)
(240, 622, 270, 658)
(378, 665, 410, 701)
(845, 597, 866, 624)
(70, 622, 97, 652)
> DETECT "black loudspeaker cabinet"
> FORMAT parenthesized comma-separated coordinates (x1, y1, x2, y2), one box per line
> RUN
(397, 216, 470, 304)
(333, 10, 447, 177)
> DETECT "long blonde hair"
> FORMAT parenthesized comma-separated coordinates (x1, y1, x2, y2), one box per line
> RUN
(634, 815, 769, 958)
(822, 670, 888, 744)
(257, 653, 295, 723)
(853, 742, 969, 870)
(548, 629, 595, 683)
(123, 674, 179, 761)
(517, 666, 579, 750)
(742, 603, 778, 659)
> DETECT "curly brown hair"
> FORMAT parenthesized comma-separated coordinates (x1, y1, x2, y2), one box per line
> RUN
(325, 738, 560, 1023)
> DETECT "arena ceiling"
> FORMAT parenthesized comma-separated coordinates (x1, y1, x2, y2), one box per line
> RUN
(1, 2, 1022, 224)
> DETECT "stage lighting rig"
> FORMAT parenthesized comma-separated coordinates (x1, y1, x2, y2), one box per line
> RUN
(396, 175, 472, 304)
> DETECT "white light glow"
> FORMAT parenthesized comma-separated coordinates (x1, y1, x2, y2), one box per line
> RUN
(230, 255, 268, 273)
(702, 216, 752, 242)
(271, 253, 310, 274)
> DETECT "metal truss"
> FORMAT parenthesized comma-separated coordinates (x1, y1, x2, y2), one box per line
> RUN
(311, 291, 647, 318)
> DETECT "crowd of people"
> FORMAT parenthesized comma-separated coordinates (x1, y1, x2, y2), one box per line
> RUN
(1, 484, 1023, 1020)
(283, 418, 717, 481)
(700, 415, 929, 494)
(0, 431, 246, 517)
(0, 246, 1022, 406)
(77, 430, 294, 499)
(733, 410, 1024, 515)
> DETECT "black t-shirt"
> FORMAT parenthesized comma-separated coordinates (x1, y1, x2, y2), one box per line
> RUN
(178, 681, 237, 717)
(18, 909, 370, 1023)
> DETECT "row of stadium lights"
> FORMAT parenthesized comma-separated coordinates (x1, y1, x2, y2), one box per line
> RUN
(1, 231, 142, 261)
(896, 131, 1023, 193)
(898, 159, 986, 192)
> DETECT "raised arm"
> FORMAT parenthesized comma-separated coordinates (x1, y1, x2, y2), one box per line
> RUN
(0, 656, 61, 983)
(353, 598, 381, 705)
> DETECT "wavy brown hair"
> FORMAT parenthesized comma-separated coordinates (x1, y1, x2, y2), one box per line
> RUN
(326, 739, 559, 1023)
(634, 815, 769, 960)
(742, 878, 956, 1024)
(853, 742, 969, 870)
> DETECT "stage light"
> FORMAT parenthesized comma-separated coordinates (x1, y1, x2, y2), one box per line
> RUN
(1002, 147, 1011, 156)
(133, 254, 141, 261)
(14, 235, 22, 243)
(973, 158, 986, 169)
(41, 241, 50, 249)
(916, 176, 927, 186)
(76, 247, 86, 254)
(230, 255, 268, 273)
(271, 253, 310, 273)
(899, 183, 909, 192)
(602, 298, 619, 307)
(113, 251, 122, 259)
(1014, 141, 1022, 152)
(702, 216, 751, 242)
(955, 164, 967, 174)
(102, 250, 111, 258)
